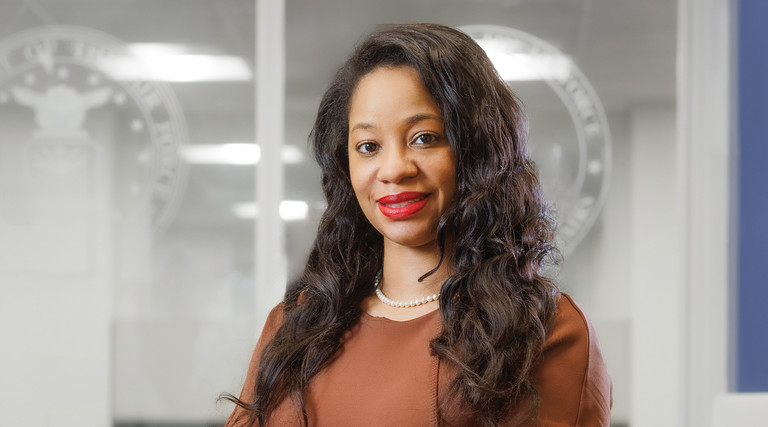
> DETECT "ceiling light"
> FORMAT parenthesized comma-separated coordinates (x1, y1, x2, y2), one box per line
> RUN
(475, 39, 572, 81)
(279, 201, 309, 221)
(98, 43, 252, 82)
(231, 200, 309, 222)
(127, 43, 191, 56)
(179, 144, 304, 165)
(232, 202, 258, 219)
(280, 145, 305, 164)
(180, 143, 259, 165)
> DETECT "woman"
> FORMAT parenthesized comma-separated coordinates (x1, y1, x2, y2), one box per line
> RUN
(225, 23, 611, 426)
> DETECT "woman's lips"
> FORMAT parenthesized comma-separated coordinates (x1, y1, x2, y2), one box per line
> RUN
(376, 192, 429, 219)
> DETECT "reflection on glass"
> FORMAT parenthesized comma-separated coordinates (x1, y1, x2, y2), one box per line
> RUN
(0, 1, 256, 425)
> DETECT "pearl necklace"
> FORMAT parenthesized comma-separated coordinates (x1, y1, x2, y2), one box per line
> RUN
(373, 272, 440, 308)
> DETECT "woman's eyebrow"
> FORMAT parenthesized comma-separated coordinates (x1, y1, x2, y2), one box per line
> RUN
(350, 122, 376, 132)
(350, 113, 442, 132)
(406, 113, 442, 124)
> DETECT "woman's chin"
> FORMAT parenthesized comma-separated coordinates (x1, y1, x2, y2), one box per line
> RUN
(382, 233, 439, 251)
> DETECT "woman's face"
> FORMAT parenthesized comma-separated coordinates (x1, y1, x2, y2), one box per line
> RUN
(347, 65, 457, 250)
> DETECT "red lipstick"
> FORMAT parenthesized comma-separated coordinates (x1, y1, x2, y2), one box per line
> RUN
(376, 192, 429, 219)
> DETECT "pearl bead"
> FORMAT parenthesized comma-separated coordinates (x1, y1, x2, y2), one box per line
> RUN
(374, 271, 440, 309)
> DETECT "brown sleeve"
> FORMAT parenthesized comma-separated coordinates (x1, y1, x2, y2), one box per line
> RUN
(528, 294, 612, 426)
(225, 303, 286, 427)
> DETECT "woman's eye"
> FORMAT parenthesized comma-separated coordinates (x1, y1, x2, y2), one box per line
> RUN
(413, 133, 438, 146)
(357, 142, 378, 154)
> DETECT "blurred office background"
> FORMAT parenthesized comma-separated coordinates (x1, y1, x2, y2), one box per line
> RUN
(0, 0, 763, 426)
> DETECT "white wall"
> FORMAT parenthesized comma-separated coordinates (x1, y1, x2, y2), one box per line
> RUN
(629, 104, 683, 426)
(0, 120, 113, 426)
(560, 104, 681, 426)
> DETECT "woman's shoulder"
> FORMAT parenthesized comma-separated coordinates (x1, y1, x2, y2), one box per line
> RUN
(261, 291, 304, 337)
(545, 293, 600, 351)
(263, 302, 286, 333)
(257, 291, 313, 344)
(247, 302, 288, 372)
(224, 302, 289, 426)
(529, 292, 612, 426)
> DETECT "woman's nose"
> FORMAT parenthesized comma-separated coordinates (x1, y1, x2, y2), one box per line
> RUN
(376, 145, 418, 184)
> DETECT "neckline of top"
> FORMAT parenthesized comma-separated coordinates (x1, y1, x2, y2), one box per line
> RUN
(361, 307, 441, 323)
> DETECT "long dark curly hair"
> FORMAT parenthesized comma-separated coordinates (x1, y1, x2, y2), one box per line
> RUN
(225, 23, 560, 426)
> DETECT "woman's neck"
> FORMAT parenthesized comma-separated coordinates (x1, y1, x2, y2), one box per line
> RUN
(362, 238, 453, 321)
(381, 241, 448, 298)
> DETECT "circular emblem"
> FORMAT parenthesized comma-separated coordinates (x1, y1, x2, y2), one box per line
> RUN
(0, 26, 188, 231)
(459, 25, 612, 255)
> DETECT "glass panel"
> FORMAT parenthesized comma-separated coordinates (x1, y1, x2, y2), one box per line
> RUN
(0, 1, 255, 425)
(284, 1, 677, 426)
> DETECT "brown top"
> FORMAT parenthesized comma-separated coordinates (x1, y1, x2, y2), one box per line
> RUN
(227, 293, 612, 426)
